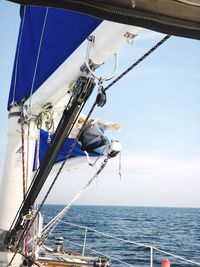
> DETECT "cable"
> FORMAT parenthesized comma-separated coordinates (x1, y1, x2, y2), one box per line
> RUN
(21, 124, 26, 199)
(104, 35, 171, 92)
(38, 154, 110, 244)
(7, 93, 97, 267)
(29, 8, 49, 111)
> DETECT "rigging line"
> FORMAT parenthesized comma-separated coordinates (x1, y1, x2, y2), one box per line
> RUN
(23, 100, 75, 195)
(11, 6, 27, 106)
(104, 35, 171, 92)
(9, 35, 170, 244)
(29, 8, 49, 111)
(10, 34, 170, 234)
(6, 94, 74, 239)
(41, 154, 110, 239)
(7, 96, 74, 238)
(21, 124, 26, 199)
(8, 81, 97, 265)
(25, 122, 30, 191)
(31, 101, 97, 234)
(84, 142, 108, 167)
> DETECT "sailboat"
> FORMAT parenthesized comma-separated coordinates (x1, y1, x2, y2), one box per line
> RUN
(1, 1, 200, 267)
(0, 4, 142, 267)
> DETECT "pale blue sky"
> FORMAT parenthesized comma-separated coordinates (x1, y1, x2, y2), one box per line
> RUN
(0, 1, 200, 207)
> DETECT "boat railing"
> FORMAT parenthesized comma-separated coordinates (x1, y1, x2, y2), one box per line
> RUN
(51, 220, 200, 267)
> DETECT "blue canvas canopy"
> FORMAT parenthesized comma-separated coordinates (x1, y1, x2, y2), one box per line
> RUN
(8, 6, 101, 109)
(38, 129, 100, 167)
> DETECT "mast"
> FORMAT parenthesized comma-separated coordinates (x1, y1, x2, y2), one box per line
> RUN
(5, 76, 96, 249)
(0, 106, 38, 233)
(0, 106, 39, 266)
(0, 6, 142, 264)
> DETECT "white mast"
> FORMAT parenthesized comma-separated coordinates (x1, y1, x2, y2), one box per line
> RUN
(0, 106, 39, 266)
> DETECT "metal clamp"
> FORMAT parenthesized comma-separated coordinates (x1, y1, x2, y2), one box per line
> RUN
(85, 35, 118, 82)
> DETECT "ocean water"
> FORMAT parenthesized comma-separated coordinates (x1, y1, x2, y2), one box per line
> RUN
(42, 205, 200, 267)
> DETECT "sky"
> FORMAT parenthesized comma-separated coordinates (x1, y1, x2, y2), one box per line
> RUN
(0, 2, 200, 208)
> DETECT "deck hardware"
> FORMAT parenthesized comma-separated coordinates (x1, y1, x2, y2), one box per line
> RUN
(86, 36, 118, 81)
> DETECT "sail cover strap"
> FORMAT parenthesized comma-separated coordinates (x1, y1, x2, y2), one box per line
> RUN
(8, 6, 102, 109)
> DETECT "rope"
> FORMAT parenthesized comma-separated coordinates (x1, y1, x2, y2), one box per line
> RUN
(29, 8, 49, 111)
(25, 123, 30, 191)
(104, 35, 171, 92)
(39, 154, 110, 243)
(19, 34, 171, 252)
(7, 34, 171, 266)
(21, 124, 28, 255)
(6, 96, 74, 248)
(36, 35, 172, 241)
(30, 100, 98, 243)
(31, 95, 96, 226)
(57, 220, 151, 249)
(21, 124, 26, 199)
(7, 88, 97, 267)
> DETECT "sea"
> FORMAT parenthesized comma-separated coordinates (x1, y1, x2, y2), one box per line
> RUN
(42, 205, 200, 267)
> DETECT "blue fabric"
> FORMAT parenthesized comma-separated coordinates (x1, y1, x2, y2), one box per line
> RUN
(8, 6, 102, 109)
(39, 129, 100, 165)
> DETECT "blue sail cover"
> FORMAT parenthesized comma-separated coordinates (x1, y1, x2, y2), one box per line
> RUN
(38, 129, 100, 166)
(8, 6, 102, 109)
